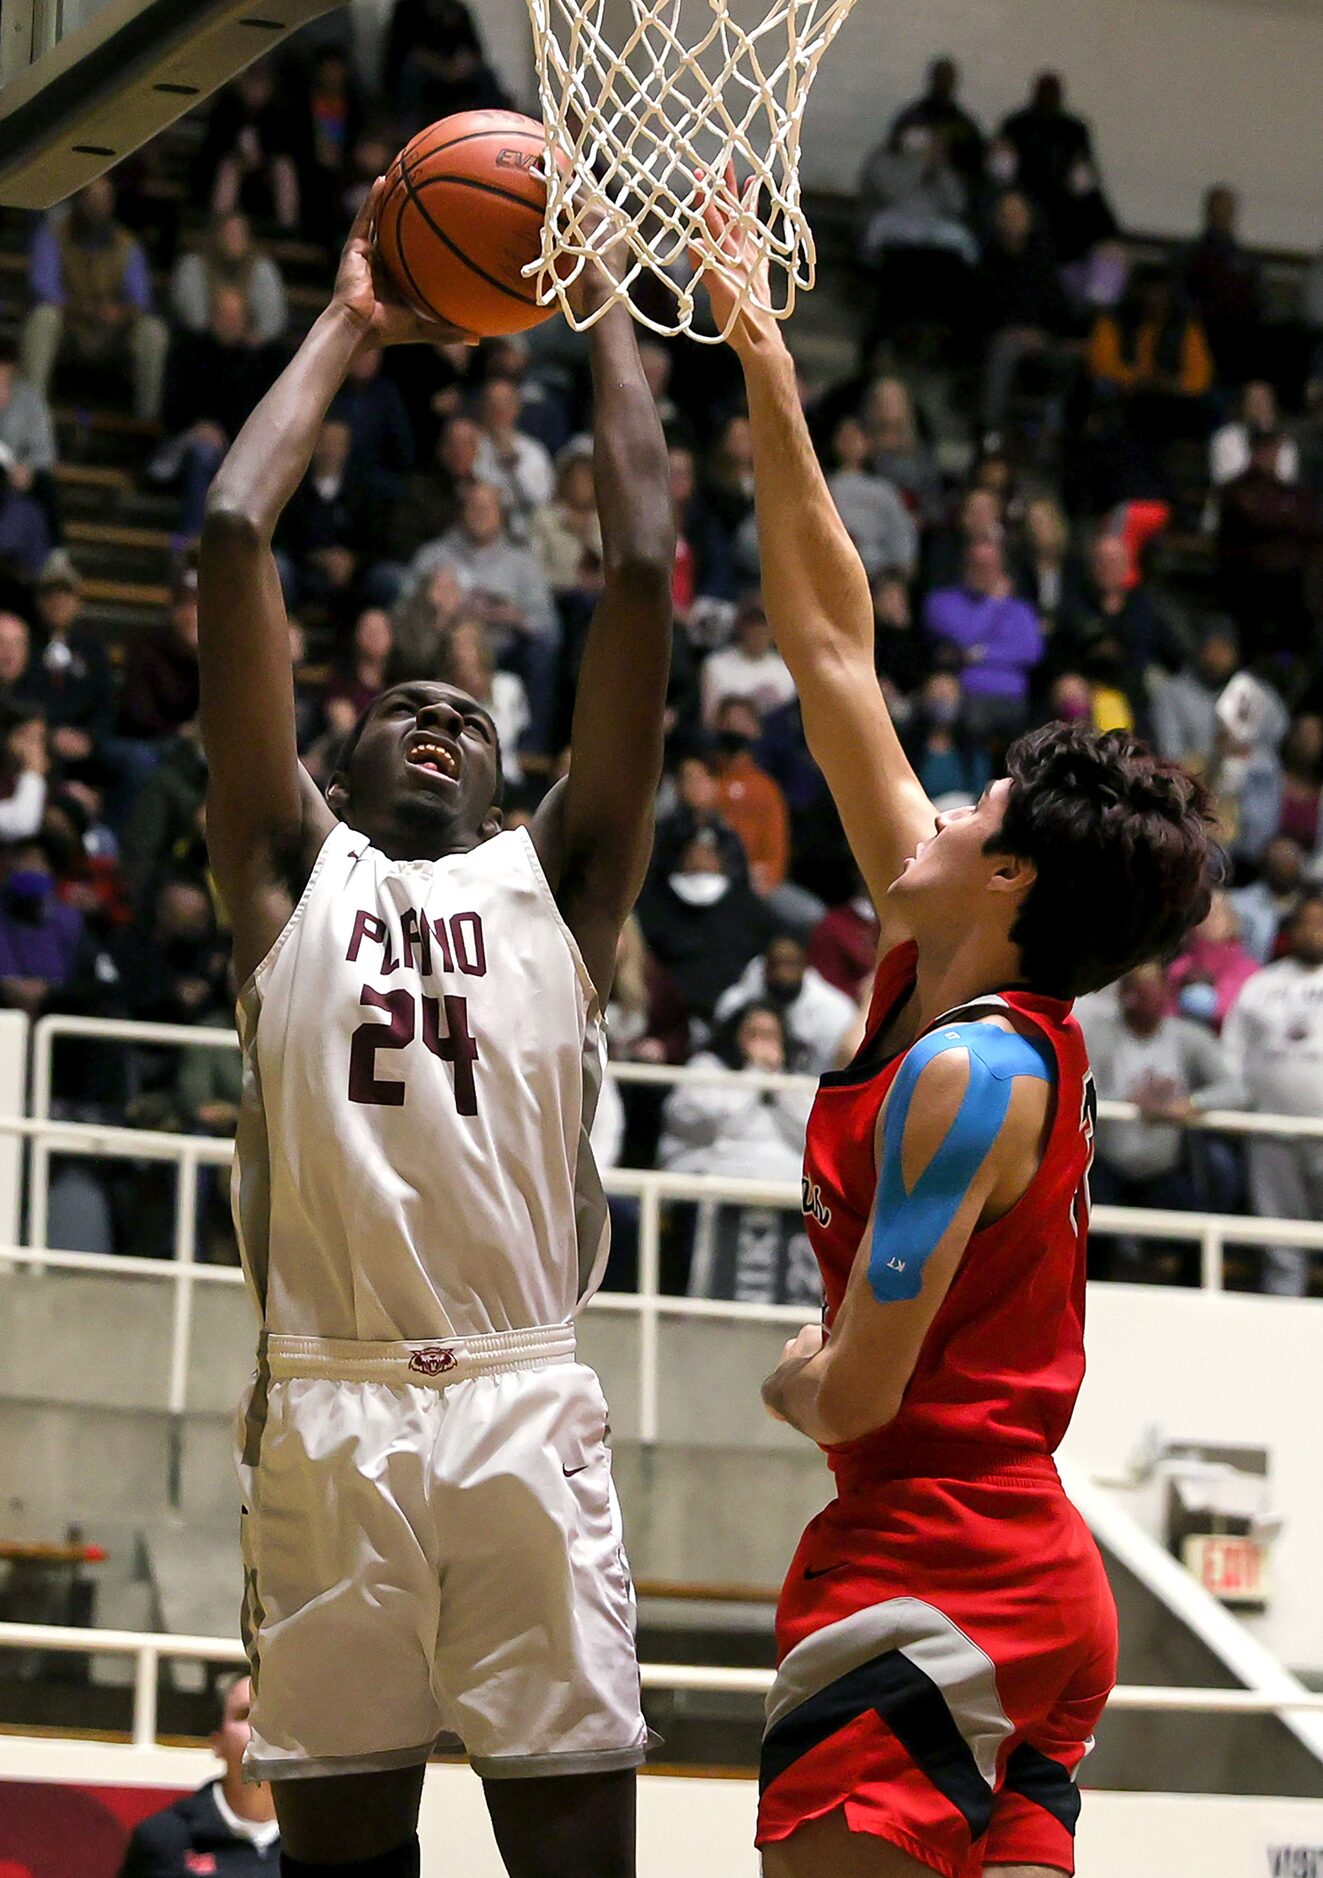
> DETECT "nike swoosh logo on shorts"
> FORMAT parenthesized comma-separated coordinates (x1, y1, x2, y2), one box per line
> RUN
(563, 1463, 589, 1477)
(803, 1562, 848, 1580)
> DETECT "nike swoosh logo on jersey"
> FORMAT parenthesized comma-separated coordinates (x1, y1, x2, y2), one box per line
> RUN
(803, 1562, 848, 1580)
(563, 1463, 590, 1477)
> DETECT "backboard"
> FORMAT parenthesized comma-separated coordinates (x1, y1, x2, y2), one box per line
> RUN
(0, 0, 345, 210)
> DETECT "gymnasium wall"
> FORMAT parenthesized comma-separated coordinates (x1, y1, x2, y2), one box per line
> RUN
(354, 0, 1323, 250)
(1071, 1284, 1323, 1676)
(4, 1738, 1323, 1876)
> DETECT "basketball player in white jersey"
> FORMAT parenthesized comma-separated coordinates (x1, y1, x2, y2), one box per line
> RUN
(197, 180, 673, 1878)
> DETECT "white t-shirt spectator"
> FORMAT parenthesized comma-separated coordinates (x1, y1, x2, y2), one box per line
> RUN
(657, 1052, 812, 1182)
(701, 644, 796, 726)
(714, 961, 856, 1076)
(1222, 957, 1323, 1118)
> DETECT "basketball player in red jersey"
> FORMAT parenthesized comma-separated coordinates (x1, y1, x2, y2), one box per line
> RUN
(701, 181, 1217, 1877)
(198, 183, 671, 1878)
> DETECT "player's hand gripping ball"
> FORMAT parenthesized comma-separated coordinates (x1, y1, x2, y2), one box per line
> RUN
(376, 110, 570, 338)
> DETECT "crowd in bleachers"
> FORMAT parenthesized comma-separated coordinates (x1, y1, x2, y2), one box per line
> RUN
(0, 18, 1320, 1293)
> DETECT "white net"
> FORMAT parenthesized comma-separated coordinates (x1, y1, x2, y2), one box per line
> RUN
(523, 0, 859, 339)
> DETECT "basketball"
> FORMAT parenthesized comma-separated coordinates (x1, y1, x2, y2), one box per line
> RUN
(376, 110, 562, 338)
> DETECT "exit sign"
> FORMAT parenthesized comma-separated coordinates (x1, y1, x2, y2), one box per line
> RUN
(1182, 1534, 1270, 1605)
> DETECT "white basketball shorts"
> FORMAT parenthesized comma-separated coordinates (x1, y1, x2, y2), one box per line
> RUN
(235, 1323, 648, 1781)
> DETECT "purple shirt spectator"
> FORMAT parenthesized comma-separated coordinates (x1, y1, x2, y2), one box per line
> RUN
(923, 542, 1043, 701)
(29, 219, 153, 313)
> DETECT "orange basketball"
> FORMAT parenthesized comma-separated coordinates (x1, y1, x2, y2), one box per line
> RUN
(376, 110, 563, 337)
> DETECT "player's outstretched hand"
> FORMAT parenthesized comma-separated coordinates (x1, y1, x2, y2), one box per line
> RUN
(693, 161, 779, 354)
(563, 201, 629, 323)
(333, 177, 475, 349)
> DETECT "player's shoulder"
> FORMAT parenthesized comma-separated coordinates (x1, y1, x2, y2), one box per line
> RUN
(901, 1015, 1055, 1089)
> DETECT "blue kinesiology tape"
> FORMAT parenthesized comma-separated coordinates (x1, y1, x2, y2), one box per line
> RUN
(868, 1022, 1053, 1303)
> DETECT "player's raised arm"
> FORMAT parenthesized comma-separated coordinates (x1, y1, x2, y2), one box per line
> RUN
(531, 262, 674, 998)
(700, 176, 936, 920)
(199, 181, 464, 983)
(762, 1022, 1053, 1446)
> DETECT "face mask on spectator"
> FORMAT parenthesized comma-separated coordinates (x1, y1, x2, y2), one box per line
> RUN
(669, 871, 729, 907)
(1177, 981, 1219, 1023)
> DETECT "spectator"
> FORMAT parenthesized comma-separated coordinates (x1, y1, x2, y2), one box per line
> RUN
(863, 376, 945, 527)
(700, 595, 795, 727)
(999, 73, 1095, 242)
(887, 56, 986, 186)
(872, 569, 930, 699)
(1212, 669, 1291, 869)
(109, 873, 228, 1028)
(200, 61, 302, 229)
(529, 444, 603, 595)
(407, 480, 558, 752)
(670, 444, 734, 616)
(118, 567, 201, 743)
(297, 45, 363, 242)
(1150, 625, 1241, 772)
(120, 724, 207, 911)
(389, 563, 465, 676)
(638, 825, 776, 1024)
(924, 482, 1005, 591)
(0, 833, 83, 1017)
(318, 607, 394, 757)
(116, 1674, 277, 1877)
(714, 933, 856, 1075)
(808, 868, 878, 1001)
(1079, 961, 1245, 1278)
(1223, 895, 1323, 1295)
(1276, 714, 1323, 854)
(331, 346, 415, 505)
(385, 0, 511, 130)
(1183, 184, 1263, 382)
(438, 612, 530, 785)
(657, 998, 812, 1181)
(0, 339, 57, 511)
(922, 537, 1043, 743)
(170, 210, 288, 347)
(827, 418, 918, 577)
(973, 190, 1073, 445)
(1217, 429, 1323, 658)
(1087, 267, 1215, 458)
(276, 418, 376, 615)
(1058, 532, 1185, 716)
(905, 671, 991, 803)
(1231, 834, 1308, 964)
(0, 611, 35, 712)
(1013, 493, 1074, 627)
(857, 121, 975, 273)
(0, 446, 50, 579)
(591, 913, 685, 1184)
(24, 557, 114, 774)
(1209, 381, 1298, 494)
(0, 707, 49, 843)
(384, 414, 483, 569)
(1167, 892, 1259, 1032)
(157, 283, 281, 538)
(473, 377, 555, 537)
(656, 753, 749, 888)
(21, 177, 169, 424)
(710, 697, 790, 895)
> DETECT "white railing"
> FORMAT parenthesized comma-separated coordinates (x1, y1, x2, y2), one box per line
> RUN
(3, 1621, 1323, 1752)
(5, 1112, 1323, 1450)
(29, 1014, 1323, 1143)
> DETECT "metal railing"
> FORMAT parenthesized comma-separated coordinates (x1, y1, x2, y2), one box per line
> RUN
(3, 1111, 1323, 1451)
(3, 1621, 1323, 1753)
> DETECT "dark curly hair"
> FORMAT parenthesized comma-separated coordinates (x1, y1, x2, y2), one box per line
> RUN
(986, 725, 1220, 999)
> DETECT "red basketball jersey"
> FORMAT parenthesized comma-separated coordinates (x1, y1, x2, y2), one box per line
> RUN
(802, 941, 1096, 1489)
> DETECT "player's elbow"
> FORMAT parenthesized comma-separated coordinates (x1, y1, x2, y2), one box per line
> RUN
(603, 514, 676, 586)
(201, 490, 271, 551)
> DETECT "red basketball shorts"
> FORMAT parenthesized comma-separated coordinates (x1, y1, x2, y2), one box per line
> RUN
(758, 1458, 1117, 1878)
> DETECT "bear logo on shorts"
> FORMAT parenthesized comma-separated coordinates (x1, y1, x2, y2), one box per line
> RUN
(408, 1346, 458, 1376)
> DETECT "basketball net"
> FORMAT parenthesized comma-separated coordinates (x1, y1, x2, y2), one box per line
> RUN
(522, 0, 858, 340)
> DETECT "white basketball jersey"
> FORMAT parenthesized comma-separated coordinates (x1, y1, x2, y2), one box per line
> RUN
(233, 821, 610, 1340)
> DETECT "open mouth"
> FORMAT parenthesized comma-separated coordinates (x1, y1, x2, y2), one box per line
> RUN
(406, 737, 461, 782)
